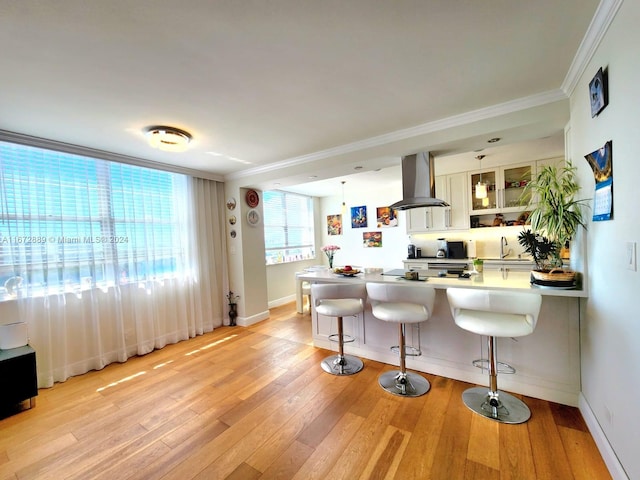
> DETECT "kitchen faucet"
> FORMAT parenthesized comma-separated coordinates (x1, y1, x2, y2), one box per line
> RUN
(500, 236, 511, 258)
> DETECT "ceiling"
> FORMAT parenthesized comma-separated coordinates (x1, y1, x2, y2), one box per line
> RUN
(0, 0, 600, 191)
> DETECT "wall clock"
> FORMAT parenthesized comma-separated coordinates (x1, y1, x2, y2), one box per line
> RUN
(245, 189, 259, 208)
(247, 209, 261, 227)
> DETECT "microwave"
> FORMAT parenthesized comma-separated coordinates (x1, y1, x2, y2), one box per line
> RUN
(447, 241, 467, 259)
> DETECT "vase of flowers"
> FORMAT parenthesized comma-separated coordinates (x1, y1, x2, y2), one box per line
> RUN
(321, 244, 340, 269)
(227, 291, 239, 326)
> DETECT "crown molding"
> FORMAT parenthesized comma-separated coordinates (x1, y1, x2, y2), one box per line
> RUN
(562, 0, 624, 96)
(227, 88, 566, 181)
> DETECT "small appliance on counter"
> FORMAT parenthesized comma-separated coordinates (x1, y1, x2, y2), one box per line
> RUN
(407, 244, 417, 259)
(447, 241, 467, 259)
(436, 238, 447, 258)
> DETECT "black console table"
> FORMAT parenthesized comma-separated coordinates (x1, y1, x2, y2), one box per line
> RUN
(0, 345, 38, 411)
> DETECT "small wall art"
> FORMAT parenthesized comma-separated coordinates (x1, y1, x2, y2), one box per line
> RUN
(584, 140, 613, 221)
(351, 206, 367, 228)
(327, 214, 342, 235)
(376, 206, 398, 228)
(589, 67, 608, 117)
(363, 231, 382, 248)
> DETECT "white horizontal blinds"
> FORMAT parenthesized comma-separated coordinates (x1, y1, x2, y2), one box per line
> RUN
(0, 140, 189, 294)
(284, 192, 314, 250)
(263, 190, 314, 264)
(109, 162, 189, 283)
(263, 191, 286, 252)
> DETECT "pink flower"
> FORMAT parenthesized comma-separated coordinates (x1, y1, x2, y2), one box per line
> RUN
(321, 245, 340, 268)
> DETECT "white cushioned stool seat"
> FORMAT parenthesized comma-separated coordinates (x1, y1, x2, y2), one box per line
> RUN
(366, 283, 435, 397)
(447, 288, 542, 423)
(316, 298, 365, 318)
(312, 283, 366, 376)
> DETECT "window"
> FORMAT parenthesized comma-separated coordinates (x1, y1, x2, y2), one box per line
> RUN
(263, 190, 315, 264)
(0, 140, 190, 296)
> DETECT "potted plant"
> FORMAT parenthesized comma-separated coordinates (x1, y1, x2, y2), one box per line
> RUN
(472, 258, 484, 273)
(517, 160, 589, 285)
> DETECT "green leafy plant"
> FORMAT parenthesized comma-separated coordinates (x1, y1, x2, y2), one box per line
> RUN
(517, 229, 558, 270)
(519, 161, 589, 268)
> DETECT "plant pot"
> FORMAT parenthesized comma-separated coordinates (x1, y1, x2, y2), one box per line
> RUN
(530, 268, 576, 287)
(228, 303, 238, 326)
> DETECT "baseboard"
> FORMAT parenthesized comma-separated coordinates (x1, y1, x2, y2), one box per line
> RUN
(579, 393, 628, 479)
(268, 294, 296, 309)
(236, 309, 270, 327)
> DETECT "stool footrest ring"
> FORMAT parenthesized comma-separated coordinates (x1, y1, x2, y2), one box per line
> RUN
(328, 333, 356, 344)
(390, 345, 421, 357)
(472, 358, 516, 374)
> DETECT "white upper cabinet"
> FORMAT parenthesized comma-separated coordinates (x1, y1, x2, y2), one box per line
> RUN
(468, 162, 534, 215)
(406, 172, 469, 233)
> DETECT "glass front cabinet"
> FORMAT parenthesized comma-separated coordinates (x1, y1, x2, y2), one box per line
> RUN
(468, 162, 534, 215)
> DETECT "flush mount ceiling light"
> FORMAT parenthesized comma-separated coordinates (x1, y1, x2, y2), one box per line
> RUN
(475, 155, 488, 200)
(145, 126, 192, 152)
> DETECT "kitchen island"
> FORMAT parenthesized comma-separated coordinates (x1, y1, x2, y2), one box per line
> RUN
(297, 269, 585, 406)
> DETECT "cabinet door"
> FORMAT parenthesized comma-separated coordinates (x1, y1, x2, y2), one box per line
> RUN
(501, 163, 533, 212)
(446, 172, 469, 230)
(406, 208, 431, 232)
(430, 176, 448, 230)
(469, 169, 498, 214)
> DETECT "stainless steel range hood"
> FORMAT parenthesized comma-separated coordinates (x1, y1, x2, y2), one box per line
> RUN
(389, 152, 449, 210)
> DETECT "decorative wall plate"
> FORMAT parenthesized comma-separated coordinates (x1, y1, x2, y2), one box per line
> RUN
(230, 230, 237, 238)
(226, 197, 237, 210)
(247, 209, 261, 227)
(245, 189, 259, 208)
(229, 215, 237, 225)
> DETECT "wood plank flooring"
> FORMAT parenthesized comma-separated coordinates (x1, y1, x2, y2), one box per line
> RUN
(0, 303, 611, 479)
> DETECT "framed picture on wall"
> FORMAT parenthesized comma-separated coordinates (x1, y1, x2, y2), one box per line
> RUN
(589, 67, 608, 117)
(327, 214, 342, 235)
(363, 231, 382, 248)
(376, 206, 398, 228)
(351, 206, 367, 228)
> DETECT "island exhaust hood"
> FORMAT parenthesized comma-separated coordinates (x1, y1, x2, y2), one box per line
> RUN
(389, 152, 449, 210)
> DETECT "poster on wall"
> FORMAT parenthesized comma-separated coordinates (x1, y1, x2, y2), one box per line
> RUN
(584, 140, 613, 221)
(376, 206, 398, 228)
(326, 214, 342, 235)
(363, 231, 382, 248)
(351, 206, 367, 228)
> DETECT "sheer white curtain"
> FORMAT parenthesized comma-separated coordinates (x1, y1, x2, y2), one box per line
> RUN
(0, 140, 228, 388)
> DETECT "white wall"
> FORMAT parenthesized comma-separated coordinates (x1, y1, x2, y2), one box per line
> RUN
(318, 183, 407, 271)
(569, 1, 640, 478)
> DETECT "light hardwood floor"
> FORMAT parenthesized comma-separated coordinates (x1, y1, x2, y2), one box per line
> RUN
(0, 303, 611, 480)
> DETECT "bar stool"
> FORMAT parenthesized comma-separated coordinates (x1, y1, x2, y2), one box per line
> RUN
(366, 283, 435, 397)
(311, 283, 366, 376)
(446, 288, 542, 424)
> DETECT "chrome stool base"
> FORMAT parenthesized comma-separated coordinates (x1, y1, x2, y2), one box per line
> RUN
(321, 354, 364, 376)
(462, 386, 531, 424)
(378, 370, 430, 397)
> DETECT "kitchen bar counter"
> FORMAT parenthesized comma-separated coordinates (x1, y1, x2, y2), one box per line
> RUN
(296, 269, 585, 406)
(298, 269, 586, 298)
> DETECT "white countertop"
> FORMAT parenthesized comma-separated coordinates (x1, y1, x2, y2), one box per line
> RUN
(298, 269, 587, 298)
